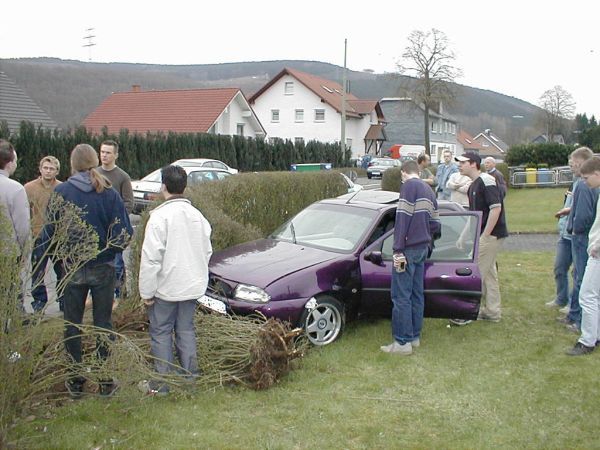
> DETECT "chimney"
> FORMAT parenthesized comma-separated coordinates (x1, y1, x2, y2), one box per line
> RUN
(132, 84, 141, 93)
(485, 128, 491, 136)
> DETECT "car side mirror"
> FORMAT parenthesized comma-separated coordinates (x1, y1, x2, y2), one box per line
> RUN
(364, 251, 384, 266)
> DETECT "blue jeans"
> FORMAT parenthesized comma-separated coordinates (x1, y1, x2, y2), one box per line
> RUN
(114, 252, 125, 298)
(148, 298, 198, 379)
(568, 234, 589, 326)
(391, 246, 428, 345)
(63, 263, 115, 381)
(31, 239, 64, 310)
(553, 237, 573, 307)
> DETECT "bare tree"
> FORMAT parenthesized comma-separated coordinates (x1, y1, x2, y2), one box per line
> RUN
(398, 29, 462, 156)
(538, 85, 576, 140)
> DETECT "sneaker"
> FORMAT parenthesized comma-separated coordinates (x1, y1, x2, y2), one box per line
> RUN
(478, 313, 501, 322)
(559, 305, 570, 314)
(556, 316, 574, 325)
(545, 299, 566, 308)
(138, 380, 169, 396)
(449, 319, 472, 326)
(99, 380, 119, 397)
(565, 323, 580, 334)
(566, 341, 595, 356)
(380, 341, 412, 355)
(411, 338, 420, 348)
(65, 380, 84, 399)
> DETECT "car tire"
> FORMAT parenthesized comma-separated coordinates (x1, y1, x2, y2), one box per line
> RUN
(299, 296, 345, 346)
(367, 174, 372, 179)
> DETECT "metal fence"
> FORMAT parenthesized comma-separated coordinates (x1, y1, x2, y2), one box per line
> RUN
(510, 166, 573, 187)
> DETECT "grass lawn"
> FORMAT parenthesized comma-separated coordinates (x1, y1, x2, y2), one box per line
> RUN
(11, 251, 599, 449)
(504, 187, 567, 233)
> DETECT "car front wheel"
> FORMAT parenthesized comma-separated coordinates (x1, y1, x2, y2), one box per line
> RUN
(300, 296, 345, 346)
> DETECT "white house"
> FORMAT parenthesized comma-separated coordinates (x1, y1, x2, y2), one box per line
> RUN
(248, 67, 386, 158)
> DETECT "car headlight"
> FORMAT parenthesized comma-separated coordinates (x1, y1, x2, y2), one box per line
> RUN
(233, 284, 271, 303)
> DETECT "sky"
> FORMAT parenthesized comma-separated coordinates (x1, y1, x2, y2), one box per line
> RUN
(1, 0, 599, 119)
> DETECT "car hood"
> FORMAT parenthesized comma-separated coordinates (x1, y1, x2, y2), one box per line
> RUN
(210, 239, 339, 288)
(132, 180, 160, 192)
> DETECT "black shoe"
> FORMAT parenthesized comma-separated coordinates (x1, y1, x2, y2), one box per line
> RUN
(31, 300, 46, 312)
(566, 342, 595, 356)
(99, 380, 119, 397)
(65, 380, 84, 399)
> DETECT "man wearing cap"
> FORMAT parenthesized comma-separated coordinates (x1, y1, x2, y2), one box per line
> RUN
(453, 151, 508, 324)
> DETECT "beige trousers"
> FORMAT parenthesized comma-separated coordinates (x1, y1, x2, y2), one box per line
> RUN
(478, 235, 504, 319)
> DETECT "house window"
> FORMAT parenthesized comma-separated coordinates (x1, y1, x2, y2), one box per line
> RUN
(451, 123, 456, 134)
(295, 109, 304, 122)
(237, 123, 244, 136)
(294, 137, 305, 146)
(314, 109, 325, 122)
(271, 109, 280, 122)
(431, 121, 437, 133)
(284, 82, 294, 95)
(431, 144, 436, 154)
(346, 138, 352, 150)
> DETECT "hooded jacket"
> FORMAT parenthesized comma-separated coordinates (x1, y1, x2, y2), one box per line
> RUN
(43, 171, 132, 267)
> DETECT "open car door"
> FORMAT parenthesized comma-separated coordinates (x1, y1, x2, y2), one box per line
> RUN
(359, 211, 482, 320)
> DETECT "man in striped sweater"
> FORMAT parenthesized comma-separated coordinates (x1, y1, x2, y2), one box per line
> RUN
(381, 160, 440, 355)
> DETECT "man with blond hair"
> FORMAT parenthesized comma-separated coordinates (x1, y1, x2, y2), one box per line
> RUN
(567, 156, 600, 355)
(25, 156, 63, 312)
(558, 147, 599, 334)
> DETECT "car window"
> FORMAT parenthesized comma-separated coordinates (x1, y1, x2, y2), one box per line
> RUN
(214, 172, 231, 180)
(212, 161, 227, 170)
(271, 204, 377, 252)
(142, 168, 162, 182)
(381, 214, 479, 262)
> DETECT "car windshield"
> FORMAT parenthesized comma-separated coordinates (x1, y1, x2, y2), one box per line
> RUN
(271, 203, 377, 252)
(141, 169, 162, 182)
(374, 159, 396, 166)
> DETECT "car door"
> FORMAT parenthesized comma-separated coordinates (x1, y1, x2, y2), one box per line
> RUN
(358, 211, 482, 320)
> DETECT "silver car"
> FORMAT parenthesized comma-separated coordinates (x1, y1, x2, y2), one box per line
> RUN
(366, 158, 401, 179)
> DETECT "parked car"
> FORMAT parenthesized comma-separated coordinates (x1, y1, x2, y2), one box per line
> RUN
(199, 190, 483, 345)
(366, 158, 401, 179)
(172, 158, 238, 175)
(132, 166, 232, 213)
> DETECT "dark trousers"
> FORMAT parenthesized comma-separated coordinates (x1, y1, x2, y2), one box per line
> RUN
(63, 262, 115, 381)
(31, 240, 64, 309)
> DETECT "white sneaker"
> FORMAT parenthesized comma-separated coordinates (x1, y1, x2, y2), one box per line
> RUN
(411, 338, 420, 348)
(449, 319, 472, 326)
(559, 305, 570, 314)
(380, 341, 412, 355)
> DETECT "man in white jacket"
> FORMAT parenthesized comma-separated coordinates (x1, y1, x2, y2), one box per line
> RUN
(139, 165, 212, 394)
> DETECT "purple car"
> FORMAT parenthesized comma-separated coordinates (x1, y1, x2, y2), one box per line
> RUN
(200, 190, 483, 345)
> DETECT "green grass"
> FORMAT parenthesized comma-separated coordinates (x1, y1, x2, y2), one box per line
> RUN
(10, 252, 599, 449)
(504, 187, 567, 233)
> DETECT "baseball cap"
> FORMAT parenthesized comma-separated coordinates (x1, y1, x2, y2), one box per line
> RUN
(455, 152, 481, 164)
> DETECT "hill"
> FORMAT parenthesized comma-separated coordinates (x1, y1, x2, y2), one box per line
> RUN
(0, 57, 541, 144)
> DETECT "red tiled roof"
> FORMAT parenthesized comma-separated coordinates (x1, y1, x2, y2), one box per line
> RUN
(458, 129, 485, 151)
(83, 88, 240, 134)
(249, 67, 380, 119)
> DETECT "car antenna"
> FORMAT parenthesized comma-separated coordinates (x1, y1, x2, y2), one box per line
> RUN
(345, 189, 361, 204)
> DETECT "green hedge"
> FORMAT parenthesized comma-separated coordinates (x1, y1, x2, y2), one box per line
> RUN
(381, 167, 403, 192)
(0, 121, 351, 184)
(505, 143, 574, 167)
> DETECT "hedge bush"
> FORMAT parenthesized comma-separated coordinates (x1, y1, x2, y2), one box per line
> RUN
(1, 121, 351, 184)
(505, 143, 574, 167)
(381, 167, 403, 192)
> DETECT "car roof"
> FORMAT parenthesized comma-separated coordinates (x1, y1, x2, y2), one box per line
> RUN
(333, 190, 465, 212)
(173, 158, 224, 166)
